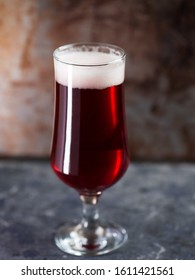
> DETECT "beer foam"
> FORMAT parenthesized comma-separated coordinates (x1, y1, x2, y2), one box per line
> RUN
(54, 52, 125, 89)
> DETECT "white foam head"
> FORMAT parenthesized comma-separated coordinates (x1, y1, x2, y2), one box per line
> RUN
(54, 45, 125, 89)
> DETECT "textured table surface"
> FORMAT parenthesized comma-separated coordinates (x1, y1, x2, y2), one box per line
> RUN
(0, 159, 195, 260)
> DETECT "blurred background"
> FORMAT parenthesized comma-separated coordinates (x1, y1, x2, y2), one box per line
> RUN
(0, 0, 194, 161)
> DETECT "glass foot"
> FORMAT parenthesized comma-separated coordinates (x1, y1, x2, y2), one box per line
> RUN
(54, 221, 128, 256)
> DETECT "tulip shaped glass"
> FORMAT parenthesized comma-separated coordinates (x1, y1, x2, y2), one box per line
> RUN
(51, 43, 129, 256)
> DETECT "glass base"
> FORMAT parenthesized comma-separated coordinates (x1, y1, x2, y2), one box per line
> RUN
(54, 221, 128, 256)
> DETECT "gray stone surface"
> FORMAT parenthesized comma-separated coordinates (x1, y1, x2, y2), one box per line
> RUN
(0, 159, 195, 260)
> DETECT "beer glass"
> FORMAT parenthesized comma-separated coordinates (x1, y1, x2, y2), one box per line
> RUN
(51, 43, 129, 256)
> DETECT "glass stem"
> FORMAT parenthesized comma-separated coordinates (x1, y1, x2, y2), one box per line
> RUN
(80, 195, 100, 229)
(80, 195, 102, 247)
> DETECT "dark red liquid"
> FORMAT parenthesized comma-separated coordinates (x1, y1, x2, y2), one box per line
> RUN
(51, 82, 129, 195)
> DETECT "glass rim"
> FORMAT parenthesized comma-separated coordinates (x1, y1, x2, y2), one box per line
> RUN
(53, 42, 126, 67)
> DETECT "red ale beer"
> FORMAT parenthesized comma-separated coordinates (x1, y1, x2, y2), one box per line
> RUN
(51, 50, 129, 195)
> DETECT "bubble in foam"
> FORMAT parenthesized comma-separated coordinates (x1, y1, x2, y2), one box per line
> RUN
(54, 51, 125, 89)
